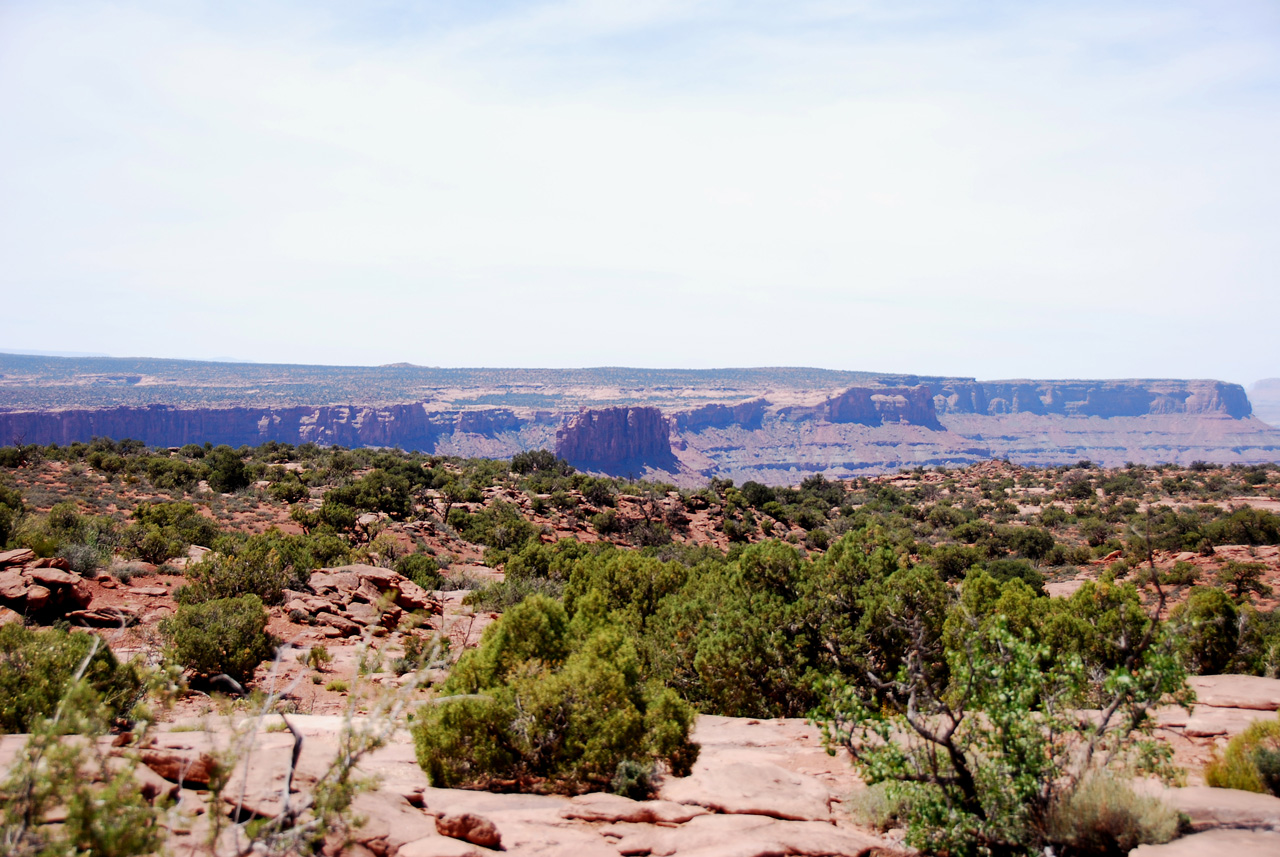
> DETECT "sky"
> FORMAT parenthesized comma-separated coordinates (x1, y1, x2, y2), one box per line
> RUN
(0, 0, 1277, 384)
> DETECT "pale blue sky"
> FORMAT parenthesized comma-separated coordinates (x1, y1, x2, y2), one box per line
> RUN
(1, 1, 1277, 384)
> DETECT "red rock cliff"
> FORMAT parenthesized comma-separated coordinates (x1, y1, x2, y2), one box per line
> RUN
(555, 407, 676, 473)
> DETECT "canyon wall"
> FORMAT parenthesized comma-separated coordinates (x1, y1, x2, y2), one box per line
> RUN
(0, 378, 1274, 486)
(932, 380, 1252, 419)
(554, 407, 677, 474)
(0, 404, 541, 451)
(776, 385, 941, 429)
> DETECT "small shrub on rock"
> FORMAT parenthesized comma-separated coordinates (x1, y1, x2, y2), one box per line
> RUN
(1206, 717, 1280, 795)
(160, 594, 276, 685)
(1046, 773, 1178, 854)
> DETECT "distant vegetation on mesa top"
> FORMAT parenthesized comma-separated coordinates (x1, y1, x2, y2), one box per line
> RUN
(0, 352, 922, 410)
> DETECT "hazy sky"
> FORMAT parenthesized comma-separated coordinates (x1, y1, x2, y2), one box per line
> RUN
(1, 1, 1277, 383)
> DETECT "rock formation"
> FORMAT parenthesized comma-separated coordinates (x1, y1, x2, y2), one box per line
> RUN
(777, 385, 941, 429)
(1, 358, 1277, 486)
(933, 379, 1252, 418)
(555, 407, 678, 474)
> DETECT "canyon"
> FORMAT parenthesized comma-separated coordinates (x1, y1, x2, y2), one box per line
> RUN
(1, 354, 1278, 485)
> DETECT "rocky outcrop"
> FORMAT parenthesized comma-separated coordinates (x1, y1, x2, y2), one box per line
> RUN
(674, 399, 768, 431)
(285, 564, 442, 637)
(555, 407, 677, 474)
(934, 380, 1252, 418)
(0, 550, 92, 616)
(777, 386, 942, 429)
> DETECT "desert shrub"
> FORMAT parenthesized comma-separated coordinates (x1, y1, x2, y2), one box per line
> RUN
(1170, 586, 1239, 674)
(395, 553, 442, 589)
(412, 595, 698, 793)
(1217, 560, 1272, 601)
(448, 502, 539, 550)
(579, 477, 616, 507)
(1234, 606, 1280, 677)
(1205, 717, 1280, 795)
(818, 616, 1186, 857)
(0, 480, 24, 547)
(268, 479, 309, 504)
(610, 759, 655, 799)
(1004, 525, 1056, 561)
(1161, 560, 1200, 586)
(591, 509, 620, 535)
(160, 594, 276, 684)
(125, 500, 220, 563)
(0, 624, 144, 733)
(511, 449, 573, 476)
(326, 469, 412, 518)
(847, 782, 910, 832)
(981, 557, 1046, 595)
(205, 445, 250, 493)
(305, 645, 332, 671)
(463, 576, 565, 612)
(1046, 773, 1178, 854)
(177, 530, 337, 605)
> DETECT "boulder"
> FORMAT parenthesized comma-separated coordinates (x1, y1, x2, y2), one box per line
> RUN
(0, 569, 29, 600)
(140, 747, 220, 788)
(343, 792, 440, 857)
(659, 760, 833, 821)
(23, 584, 51, 610)
(0, 548, 35, 567)
(1189, 675, 1280, 711)
(309, 571, 362, 597)
(435, 812, 501, 849)
(1184, 706, 1277, 737)
(393, 580, 437, 613)
(67, 606, 138, 627)
(562, 792, 710, 824)
(1153, 786, 1280, 833)
(1131, 829, 1280, 857)
(397, 839, 483, 857)
(31, 556, 71, 570)
(601, 812, 891, 857)
(314, 611, 361, 636)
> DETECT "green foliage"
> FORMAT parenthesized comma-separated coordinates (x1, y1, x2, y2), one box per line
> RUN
(1217, 560, 1272, 602)
(1, 678, 162, 857)
(1205, 717, 1280, 795)
(205, 444, 250, 493)
(0, 479, 26, 547)
(178, 529, 343, 605)
(1170, 586, 1239, 674)
(412, 595, 698, 792)
(160, 594, 276, 684)
(395, 553, 442, 589)
(0, 624, 144, 734)
(818, 614, 1186, 857)
(1045, 773, 1179, 854)
(448, 501, 539, 551)
(511, 449, 573, 476)
(125, 500, 221, 563)
(326, 469, 413, 519)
